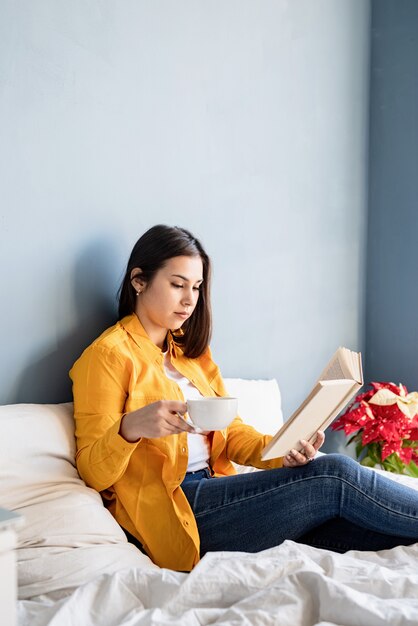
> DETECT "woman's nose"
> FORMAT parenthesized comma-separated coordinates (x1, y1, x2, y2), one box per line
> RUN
(181, 288, 193, 305)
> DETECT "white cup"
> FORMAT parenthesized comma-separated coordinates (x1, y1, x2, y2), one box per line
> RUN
(186, 397, 238, 432)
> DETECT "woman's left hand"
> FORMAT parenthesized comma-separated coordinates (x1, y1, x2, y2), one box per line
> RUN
(282, 430, 325, 467)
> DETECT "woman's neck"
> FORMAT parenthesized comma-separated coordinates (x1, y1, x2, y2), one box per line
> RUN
(134, 310, 168, 351)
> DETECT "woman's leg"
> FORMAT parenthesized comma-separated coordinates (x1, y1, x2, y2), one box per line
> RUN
(181, 454, 418, 556)
(297, 518, 414, 553)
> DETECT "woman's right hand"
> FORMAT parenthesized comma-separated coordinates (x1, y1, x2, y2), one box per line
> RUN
(119, 400, 195, 442)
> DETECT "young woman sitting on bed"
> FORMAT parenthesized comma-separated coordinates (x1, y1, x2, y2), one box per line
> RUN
(70, 224, 418, 571)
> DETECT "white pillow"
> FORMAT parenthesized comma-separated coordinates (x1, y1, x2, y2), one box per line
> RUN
(0, 402, 156, 599)
(224, 378, 283, 435)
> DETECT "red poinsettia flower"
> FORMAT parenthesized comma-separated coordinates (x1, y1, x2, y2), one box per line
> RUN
(332, 382, 418, 476)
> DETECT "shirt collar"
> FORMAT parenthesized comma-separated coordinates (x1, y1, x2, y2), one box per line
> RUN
(120, 313, 180, 356)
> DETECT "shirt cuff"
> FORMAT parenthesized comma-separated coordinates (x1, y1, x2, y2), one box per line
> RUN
(104, 417, 141, 457)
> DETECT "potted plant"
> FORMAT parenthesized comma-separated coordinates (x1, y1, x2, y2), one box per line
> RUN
(332, 382, 418, 477)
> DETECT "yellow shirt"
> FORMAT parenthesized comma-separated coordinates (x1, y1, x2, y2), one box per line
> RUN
(70, 314, 283, 571)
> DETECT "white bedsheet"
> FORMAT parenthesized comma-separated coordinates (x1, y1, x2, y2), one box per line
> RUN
(17, 467, 418, 626)
(18, 539, 418, 626)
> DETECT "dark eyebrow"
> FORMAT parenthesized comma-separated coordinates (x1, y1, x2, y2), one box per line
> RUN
(171, 274, 204, 283)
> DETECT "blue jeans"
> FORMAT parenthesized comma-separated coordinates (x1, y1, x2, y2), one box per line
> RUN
(181, 454, 418, 555)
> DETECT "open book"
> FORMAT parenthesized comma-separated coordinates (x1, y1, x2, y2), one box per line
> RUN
(261, 347, 363, 461)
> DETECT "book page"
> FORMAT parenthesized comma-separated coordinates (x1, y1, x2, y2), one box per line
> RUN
(321, 357, 347, 381)
(318, 348, 348, 381)
(318, 347, 362, 382)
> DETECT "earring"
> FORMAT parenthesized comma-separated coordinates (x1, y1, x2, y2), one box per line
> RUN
(136, 290, 141, 296)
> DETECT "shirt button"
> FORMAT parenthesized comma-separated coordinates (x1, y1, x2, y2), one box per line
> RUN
(182, 447, 186, 453)
(183, 520, 189, 527)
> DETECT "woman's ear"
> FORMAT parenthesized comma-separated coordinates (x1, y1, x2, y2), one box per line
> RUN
(130, 268, 146, 294)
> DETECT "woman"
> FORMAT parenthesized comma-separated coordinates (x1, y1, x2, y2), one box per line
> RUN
(70, 224, 418, 572)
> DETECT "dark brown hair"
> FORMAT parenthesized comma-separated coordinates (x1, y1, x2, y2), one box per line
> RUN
(118, 225, 212, 358)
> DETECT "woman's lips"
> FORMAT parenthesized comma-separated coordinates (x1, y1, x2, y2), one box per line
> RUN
(175, 312, 190, 319)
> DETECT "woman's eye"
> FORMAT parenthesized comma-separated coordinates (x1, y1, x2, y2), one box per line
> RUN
(171, 283, 201, 291)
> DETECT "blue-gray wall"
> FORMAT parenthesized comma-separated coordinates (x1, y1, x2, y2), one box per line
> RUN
(365, 0, 418, 389)
(0, 1, 370, 420)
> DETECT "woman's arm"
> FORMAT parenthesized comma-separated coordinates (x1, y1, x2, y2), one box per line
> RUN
(71, 344, 195, 491)
(71, 344, 138, 491)
(225, 418, 284, 469)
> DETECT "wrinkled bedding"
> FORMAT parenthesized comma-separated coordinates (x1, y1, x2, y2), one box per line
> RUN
(18, 540, 418, 626)
(5, 402, 418, 626)
(16, 468, 418, 626)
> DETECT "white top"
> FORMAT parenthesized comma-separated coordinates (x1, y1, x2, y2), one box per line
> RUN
(163, 352, 210, 472)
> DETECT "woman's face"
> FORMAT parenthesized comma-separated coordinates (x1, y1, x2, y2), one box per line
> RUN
(132, 255, 204, 349)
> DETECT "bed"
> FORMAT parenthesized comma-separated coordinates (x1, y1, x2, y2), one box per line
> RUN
(1, 378, 418, 626)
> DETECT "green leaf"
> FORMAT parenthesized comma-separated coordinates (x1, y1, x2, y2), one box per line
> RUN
(404, 461, 418, 478)
(360, 455, 376, 468)
(346, 434, 358, 447)
(381, 455, 393, 472)
(388, 453, 405, 474)
(355, 441, 365, 459)
(368, 443, 382, 466)
(402, 440, 418, 449)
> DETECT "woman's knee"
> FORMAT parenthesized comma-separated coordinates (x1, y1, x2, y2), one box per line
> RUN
(315, 453, 359, 476)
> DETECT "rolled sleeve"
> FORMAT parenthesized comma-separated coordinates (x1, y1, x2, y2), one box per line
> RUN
(226, 419, 283, 470)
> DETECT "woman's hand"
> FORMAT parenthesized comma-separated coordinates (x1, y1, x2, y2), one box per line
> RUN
(282, 430, 325, 467)
(119, 400, 196, 442)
